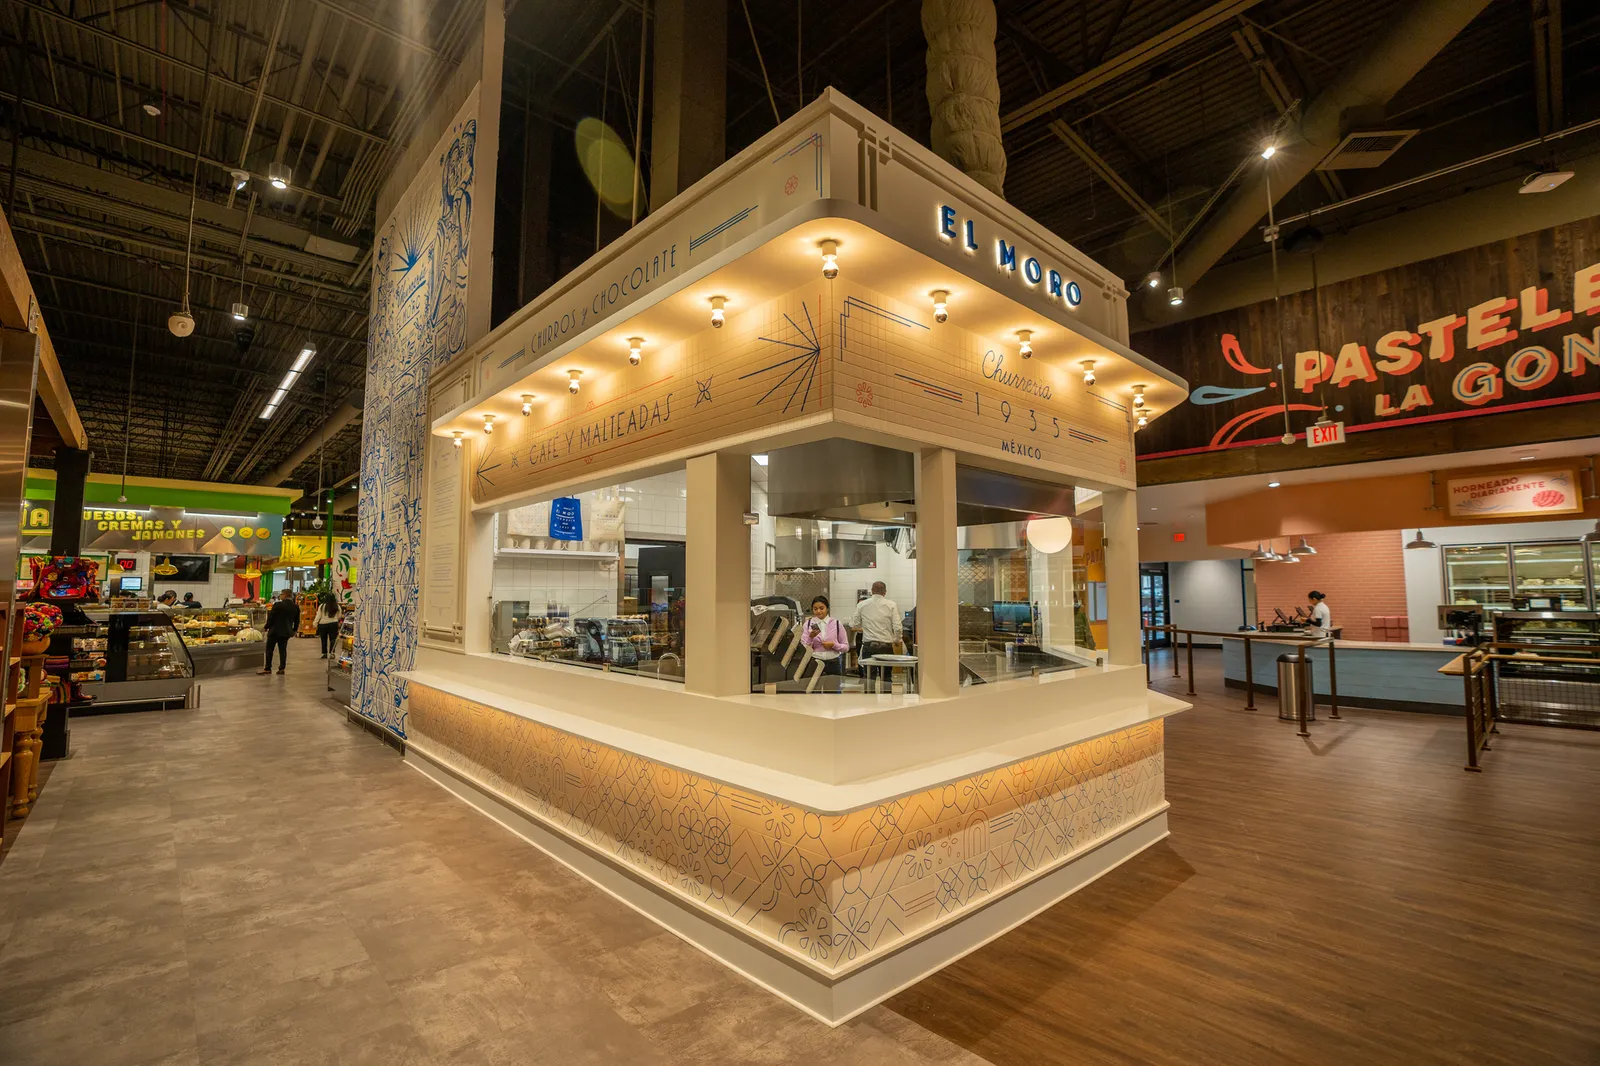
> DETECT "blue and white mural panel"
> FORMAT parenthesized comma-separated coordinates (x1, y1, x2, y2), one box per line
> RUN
(356, 87, 479, 737)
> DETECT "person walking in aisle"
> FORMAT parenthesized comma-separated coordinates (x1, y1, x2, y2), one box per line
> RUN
(259, 590, 300, 675)
(848, 581, 902, 676)
(315, 592, 342, 658)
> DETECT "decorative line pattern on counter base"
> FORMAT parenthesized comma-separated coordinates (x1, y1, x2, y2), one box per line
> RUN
(406, 682, 1164, 974)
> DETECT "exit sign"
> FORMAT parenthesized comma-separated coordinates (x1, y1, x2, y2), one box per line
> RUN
(1307, 420, 1346, 448)
(1172, 532, 1186, 543)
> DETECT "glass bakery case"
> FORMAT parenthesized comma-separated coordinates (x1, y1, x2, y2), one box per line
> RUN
(170, 606, 268, 674)
(1492, 610, 1600, 728)
(1444, 545, 1513, 611)
(76, 608, 195, 709)
(1510, 542, 1591, 610)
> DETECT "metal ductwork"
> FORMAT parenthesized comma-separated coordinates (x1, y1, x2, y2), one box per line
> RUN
(256, 392, 363, 487)
(1167, 0, 1491, 300)
(922, 0, 1006, 196)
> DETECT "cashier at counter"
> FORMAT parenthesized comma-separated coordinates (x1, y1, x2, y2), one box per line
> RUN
(1306, 590, 1332, 638)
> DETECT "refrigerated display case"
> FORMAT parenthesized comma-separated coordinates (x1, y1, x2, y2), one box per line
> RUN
(1492, 610, 1600, 728)
(1510, 541, 1591, 610)
(1444, 545, 1513, 611)
(169, 606, 268, 674)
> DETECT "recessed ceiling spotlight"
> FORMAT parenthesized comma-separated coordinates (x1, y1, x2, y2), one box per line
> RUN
(627, 337, 643, 365)
(819, 239, 839, 279)
(931, 290, 948, 323)
(710, 295, 726, 328)
(521, 394, 535, 416)
(1016, 329, 1032, 358)
(568, 369, 582, 394)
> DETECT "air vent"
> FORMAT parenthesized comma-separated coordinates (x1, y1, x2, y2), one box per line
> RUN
(1317, 129, 1419, 170)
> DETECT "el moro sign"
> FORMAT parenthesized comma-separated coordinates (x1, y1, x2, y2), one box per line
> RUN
(1133, 219, 1600, 459)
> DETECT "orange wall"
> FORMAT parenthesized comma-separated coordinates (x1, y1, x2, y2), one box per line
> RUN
(1208, 461, 1600, 545)
(1251, 531, 1407, 641)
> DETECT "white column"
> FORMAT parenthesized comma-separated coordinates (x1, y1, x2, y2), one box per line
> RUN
(460, 508, 496, 655)
(685, 452, 751, 696)
(1102, 486, 1141, 667)
(915, 447, 959, 698)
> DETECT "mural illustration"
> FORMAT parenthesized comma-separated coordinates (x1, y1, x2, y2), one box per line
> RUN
(356, 94, 478, 737)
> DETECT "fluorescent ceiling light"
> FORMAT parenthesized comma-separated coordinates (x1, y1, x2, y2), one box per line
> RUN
(290, 346, 316, 372)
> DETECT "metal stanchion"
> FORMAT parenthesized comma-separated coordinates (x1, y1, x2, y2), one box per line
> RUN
(1243, 637, 1256, 711)
(1327, 640, 1341, 719)
(1171, 628, 1180, 678)
(1185, 630, 1195, 696)
(1295, 644, 1311, 737)
(1143, 625, 1150, 684)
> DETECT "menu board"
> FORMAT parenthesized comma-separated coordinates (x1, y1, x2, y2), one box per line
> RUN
(423, 434, 463, 634)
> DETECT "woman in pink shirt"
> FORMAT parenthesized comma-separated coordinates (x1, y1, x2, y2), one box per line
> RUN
(800, 595, 848, 678)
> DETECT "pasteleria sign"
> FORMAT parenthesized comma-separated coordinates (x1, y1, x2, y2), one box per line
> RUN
(1446, 469, 1583, 519)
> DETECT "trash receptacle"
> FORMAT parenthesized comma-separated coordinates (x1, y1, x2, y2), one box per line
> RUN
(1277, 654, 1315, 722)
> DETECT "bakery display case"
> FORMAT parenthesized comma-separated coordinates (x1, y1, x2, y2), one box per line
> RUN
(1510, 541, 1591, 610)
(1492, 610, 1600, 728)
(1444, 544, 1513, 611)
(170, 606, 268, 674)
(76, 608, 195, 709)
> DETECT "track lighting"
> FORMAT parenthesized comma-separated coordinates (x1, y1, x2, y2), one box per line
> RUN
(482, 414, 495, 435)
(628, 337, 643, 365)
(710, 295, 725, 328)
(230, 302, 249, 321)
(931, 290, 948, 323)
(520, 394, 534, 416)
(568, 369, 582, 394)
(266, 162, 292, 191)
(1080, 360, 1096, 386)
(819, 239, 839, 279)
(452, 431, 463, 449)
(1016, 330, 1032, 358)
(1144, 271, 1161, 290)
(1167, 286, 1184, 306)
(1132, 385, 1145, 408)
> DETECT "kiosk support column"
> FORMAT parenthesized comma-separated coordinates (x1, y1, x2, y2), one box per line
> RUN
(1102, 486, 1141, 667)
(916, 447, 959, 699)
(685, 451, 750, 696)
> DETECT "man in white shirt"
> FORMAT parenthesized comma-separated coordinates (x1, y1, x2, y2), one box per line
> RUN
(848, 581, 902, 676)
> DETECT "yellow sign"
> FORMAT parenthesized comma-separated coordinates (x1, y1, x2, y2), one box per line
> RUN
(279, 535, 329, 566)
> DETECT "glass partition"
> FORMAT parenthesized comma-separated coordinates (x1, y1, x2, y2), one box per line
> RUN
(489, 469, 687, 681)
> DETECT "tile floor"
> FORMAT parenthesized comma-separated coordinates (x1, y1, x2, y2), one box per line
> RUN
(0, 651, 991, 1066)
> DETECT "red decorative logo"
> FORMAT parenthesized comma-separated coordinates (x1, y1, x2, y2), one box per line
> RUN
(855, 381, 874, 407)
(1119, 458, 1128, 473)
(784, 174, 799, 195)
(1532, 489, 1565, 508)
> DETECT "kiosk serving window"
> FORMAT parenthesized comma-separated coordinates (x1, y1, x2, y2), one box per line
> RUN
(490, 470, 687, 680)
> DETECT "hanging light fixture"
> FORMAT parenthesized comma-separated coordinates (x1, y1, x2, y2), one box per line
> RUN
(230, 168, 249, 191)
(520, 394, 534, 416)
(819, 239, 839, 279)
(1581, 520, 1600, 544)
(1080, 360, 1096, 385)
(1279, 551, 1300, 564)
(266, 162, 292, 190)
(627, 337, 643, 365)
(1167, 286, 1185, 306)
(312, 513, 324, 530)
(1144, 271, 1161, 290)
(141, 101, 162, 117)
(230, 302, 249, 321)
(1293, 537, 1317, 555)
(709, 295, 726, 328)
(931, 290, 949, 323)
(1405, 529, 1437, 550)
(482, 414, 495, 435)
(568, 369, 582, 394)
(452, 431, 463, 449)
(1016, 330, 1033, 358)
(1251, 542, 1279, 561)
(1260, 141, 1277, 160)
(1132, 385, 1146, 408)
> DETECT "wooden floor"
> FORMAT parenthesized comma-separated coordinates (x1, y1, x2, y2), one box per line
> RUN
(888, 648, 1600, 1066)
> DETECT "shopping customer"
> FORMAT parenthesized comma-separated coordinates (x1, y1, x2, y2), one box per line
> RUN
(800, 595, 848, 679)
(258, 590, 300, 675)
(848, 581, 902, 675)
(315, 593, 342, 658)
(1306, 590, 1333, 638)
